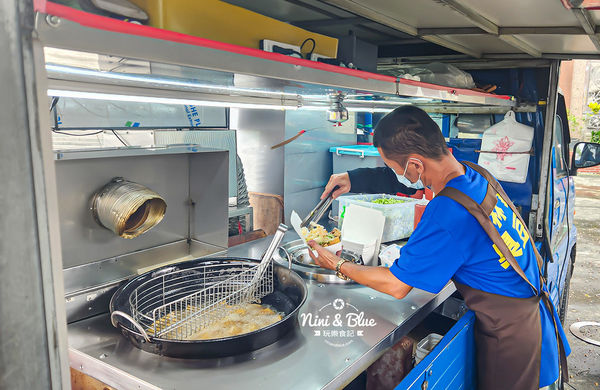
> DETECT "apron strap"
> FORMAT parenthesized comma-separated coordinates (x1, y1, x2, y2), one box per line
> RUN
(464, 161, 546, 277)
(441, 161, 569, 382)
(541, 290, 571, 381)
(438, 186, 539, 296)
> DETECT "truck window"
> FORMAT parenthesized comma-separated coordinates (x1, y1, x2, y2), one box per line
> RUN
(553, 115, 568, 178)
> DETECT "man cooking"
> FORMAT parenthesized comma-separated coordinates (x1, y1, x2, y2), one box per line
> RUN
(309, 106, 570, 390)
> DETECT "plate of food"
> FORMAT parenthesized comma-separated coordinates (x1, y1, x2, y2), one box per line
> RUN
(301, 222, 342, 255)
(290, 211, 342, 255)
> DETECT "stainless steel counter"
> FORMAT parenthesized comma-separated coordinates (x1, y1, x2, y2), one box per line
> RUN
(67, 235, 455, 390)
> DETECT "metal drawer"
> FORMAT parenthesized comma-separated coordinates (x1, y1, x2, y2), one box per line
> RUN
(396, 311, 476, 390)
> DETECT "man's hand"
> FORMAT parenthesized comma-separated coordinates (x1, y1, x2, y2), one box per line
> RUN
(321, 172, 351, 200)
(308, 240, 413, 300)
(307, 240, 341, 270)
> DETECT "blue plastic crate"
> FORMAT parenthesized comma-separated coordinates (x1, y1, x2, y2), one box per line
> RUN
(329, 145, 385, 174)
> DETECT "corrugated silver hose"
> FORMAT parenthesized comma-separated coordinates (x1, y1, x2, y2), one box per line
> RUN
(92, 178, 167, 239)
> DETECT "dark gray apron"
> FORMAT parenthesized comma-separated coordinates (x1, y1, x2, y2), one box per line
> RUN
(437, 161, 568, 390)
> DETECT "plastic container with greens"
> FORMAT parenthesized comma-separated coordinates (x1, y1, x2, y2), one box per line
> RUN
(336, 194, 425, 242)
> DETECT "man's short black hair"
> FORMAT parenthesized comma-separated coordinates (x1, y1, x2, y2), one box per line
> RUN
(373, 105, 448, 164)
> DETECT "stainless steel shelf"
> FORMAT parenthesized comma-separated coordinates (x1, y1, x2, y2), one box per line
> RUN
(36, 6, 516, 109)
(396, 79, 515, 106)
(228, 205, 253, 218)
(36, 15, 397, 97)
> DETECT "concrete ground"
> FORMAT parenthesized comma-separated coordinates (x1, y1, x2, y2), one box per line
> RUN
(565, 174, 600, 389)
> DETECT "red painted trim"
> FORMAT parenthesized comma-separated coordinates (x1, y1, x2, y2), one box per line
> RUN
(41, 2, 396, 83)
(40, 1, 512, 102)
(398, 77, 513, 100)
(33, 0, 47, 12)
(558, 0, 600, 9)
(582, 0, 600, 8)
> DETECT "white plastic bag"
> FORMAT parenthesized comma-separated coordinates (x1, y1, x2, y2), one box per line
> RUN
(379, 244, 402, 268)
(383, 62, 475, 89)
(477, 111, 534, 184)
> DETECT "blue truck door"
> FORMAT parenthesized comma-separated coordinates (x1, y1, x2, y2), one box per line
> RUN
(546, 114, 570, 309)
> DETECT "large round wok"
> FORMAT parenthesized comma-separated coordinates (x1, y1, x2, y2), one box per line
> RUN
(109, 257, 307, 359)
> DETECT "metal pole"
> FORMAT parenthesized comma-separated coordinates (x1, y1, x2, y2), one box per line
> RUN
(536, 61, 561, 239)
(0, 1, 70, 389)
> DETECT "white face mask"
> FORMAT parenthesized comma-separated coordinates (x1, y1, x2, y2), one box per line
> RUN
(395, 159, 425, 190)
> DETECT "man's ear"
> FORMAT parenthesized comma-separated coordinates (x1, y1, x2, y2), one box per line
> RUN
(409, 155, 425, 172)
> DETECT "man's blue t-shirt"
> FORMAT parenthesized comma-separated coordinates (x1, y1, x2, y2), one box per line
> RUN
(389, 164, 570, 387)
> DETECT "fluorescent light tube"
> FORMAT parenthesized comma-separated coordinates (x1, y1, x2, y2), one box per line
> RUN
(47, 89, 297, 110)
(46, 64, 300, 98)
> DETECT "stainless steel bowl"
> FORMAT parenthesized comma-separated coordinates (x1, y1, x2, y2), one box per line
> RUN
(273, 239, 362, 284)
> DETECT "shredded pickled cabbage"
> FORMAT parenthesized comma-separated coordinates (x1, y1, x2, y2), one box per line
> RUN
(300, 222, 341, 247)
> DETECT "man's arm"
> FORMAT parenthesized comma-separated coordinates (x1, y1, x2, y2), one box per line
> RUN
(349, 167, 417, 195)
(308, 241, 413, 299)
(321, 167, 416, 200)
(339, 262, 413, 299)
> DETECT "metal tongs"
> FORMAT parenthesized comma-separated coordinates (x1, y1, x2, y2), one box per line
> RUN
(300, 186, 339, 228)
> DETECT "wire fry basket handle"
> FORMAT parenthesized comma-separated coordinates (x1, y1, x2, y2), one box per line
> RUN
(246, 224, 288, 300)
(111, 310, 151, 343)
(278, 246, 292, 270)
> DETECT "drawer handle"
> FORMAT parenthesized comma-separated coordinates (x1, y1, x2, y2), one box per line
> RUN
(422, 368, 433, 390)
(336, 148, 366, 158)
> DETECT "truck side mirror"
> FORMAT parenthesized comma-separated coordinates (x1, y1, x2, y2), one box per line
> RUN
(572, 142, 600, 171)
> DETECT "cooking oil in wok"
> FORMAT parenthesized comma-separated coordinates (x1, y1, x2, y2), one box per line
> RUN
(147, 303, 283, 340)
(189, 303, 282, 340)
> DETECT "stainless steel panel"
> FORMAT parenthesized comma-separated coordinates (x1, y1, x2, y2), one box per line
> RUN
(458, 0, 580, 27)
(517, 34, 598, 54)
(149, 61, 234, 88)
(54, 144, 212, 160)
(155, 130, 237, 197)
(65, 283, 121, 324)
(62, 240, 190, 296)
(285, 188, 334, 226)
(283, 110, 356, 223)
(189, 239, 228, 258)
(63, 240, 225, 323)
(435, 34, 519, 54)
(0, 4, 69, 387)
(233, 108, 286, 195)
(38, 17, 398, 95)
(55, 153, 191, 268)
(66, 235, 456, 390)
(55, 147, 229, 269)
(189, 151, 229, 248)
(69, 349, 161, 390)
